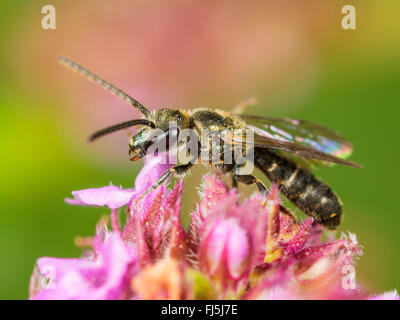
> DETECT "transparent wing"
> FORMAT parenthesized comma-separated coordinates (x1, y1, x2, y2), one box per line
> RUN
(238, 114, 354, 158)
(237, 114, 360, 168)
(232, 133, 362, 168)
(232, 114, 362, 168)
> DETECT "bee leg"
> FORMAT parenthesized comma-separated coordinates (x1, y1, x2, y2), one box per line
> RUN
(278, 204, 297, 222)
(231, 175, 238, 189)
(234, 174, 296, 221)
(234, 174, 268, 195)
(134, 164, 192, 203)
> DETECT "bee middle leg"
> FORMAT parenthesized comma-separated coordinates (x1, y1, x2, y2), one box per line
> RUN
(231, 175, 238, 189)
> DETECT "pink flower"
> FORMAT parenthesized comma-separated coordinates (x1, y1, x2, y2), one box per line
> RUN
(244, 186, 364, 299)
(65, 156, 172, 209)
(197, 189, 267, 292)
(30, 233, 137, 300)
(65, 185, 135, 209)
(65, 156, 173, 232)
(121, 180, 189, 266)
(30, 167, 399, 300)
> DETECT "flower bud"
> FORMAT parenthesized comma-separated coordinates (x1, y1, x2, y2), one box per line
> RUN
(199, 217, 251, 283)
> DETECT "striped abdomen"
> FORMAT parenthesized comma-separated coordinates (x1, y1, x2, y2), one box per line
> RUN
(254, 148, 342, 229)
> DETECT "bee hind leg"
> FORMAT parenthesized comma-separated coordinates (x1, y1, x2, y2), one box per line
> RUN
(234, 173, 296, 221)
(234, 174, 268, 195)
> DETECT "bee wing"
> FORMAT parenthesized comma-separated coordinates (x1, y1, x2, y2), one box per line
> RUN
(238, 114, 354, 157)
(235, 114, 362, 168)
(275, 151, 322, 170)
(232, 133, 362, 168)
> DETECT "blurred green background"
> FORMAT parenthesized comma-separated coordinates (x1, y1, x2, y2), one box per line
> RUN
(0, 1, 399, 299)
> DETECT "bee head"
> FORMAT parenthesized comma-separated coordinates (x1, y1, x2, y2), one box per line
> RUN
(129, 125, 180, 161)
(129, 109, 191, 161)
(89, 109, 190, 162)
(128, 127, 155, 161)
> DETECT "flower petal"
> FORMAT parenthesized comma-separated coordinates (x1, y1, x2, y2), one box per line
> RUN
(32, 233, 137, 300)
(66, 185, 135, 209)
(133, 155, 174, 195)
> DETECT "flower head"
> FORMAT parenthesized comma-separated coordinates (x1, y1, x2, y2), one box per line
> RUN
(30, 160, 399, 300)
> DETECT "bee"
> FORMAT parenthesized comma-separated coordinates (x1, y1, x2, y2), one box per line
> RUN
(58, 57, 362, 230)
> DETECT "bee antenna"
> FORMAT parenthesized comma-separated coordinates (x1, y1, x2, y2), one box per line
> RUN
(88, 119, 155, 142)
(58, 56, 152, 119)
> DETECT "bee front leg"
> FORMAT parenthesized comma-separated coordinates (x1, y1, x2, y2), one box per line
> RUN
(134, 164, 192, 203)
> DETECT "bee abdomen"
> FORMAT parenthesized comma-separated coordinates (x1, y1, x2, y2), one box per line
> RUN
(254, 148, 342, 229)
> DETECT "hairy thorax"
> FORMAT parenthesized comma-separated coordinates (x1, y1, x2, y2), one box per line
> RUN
(189, 108, 247, 134)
